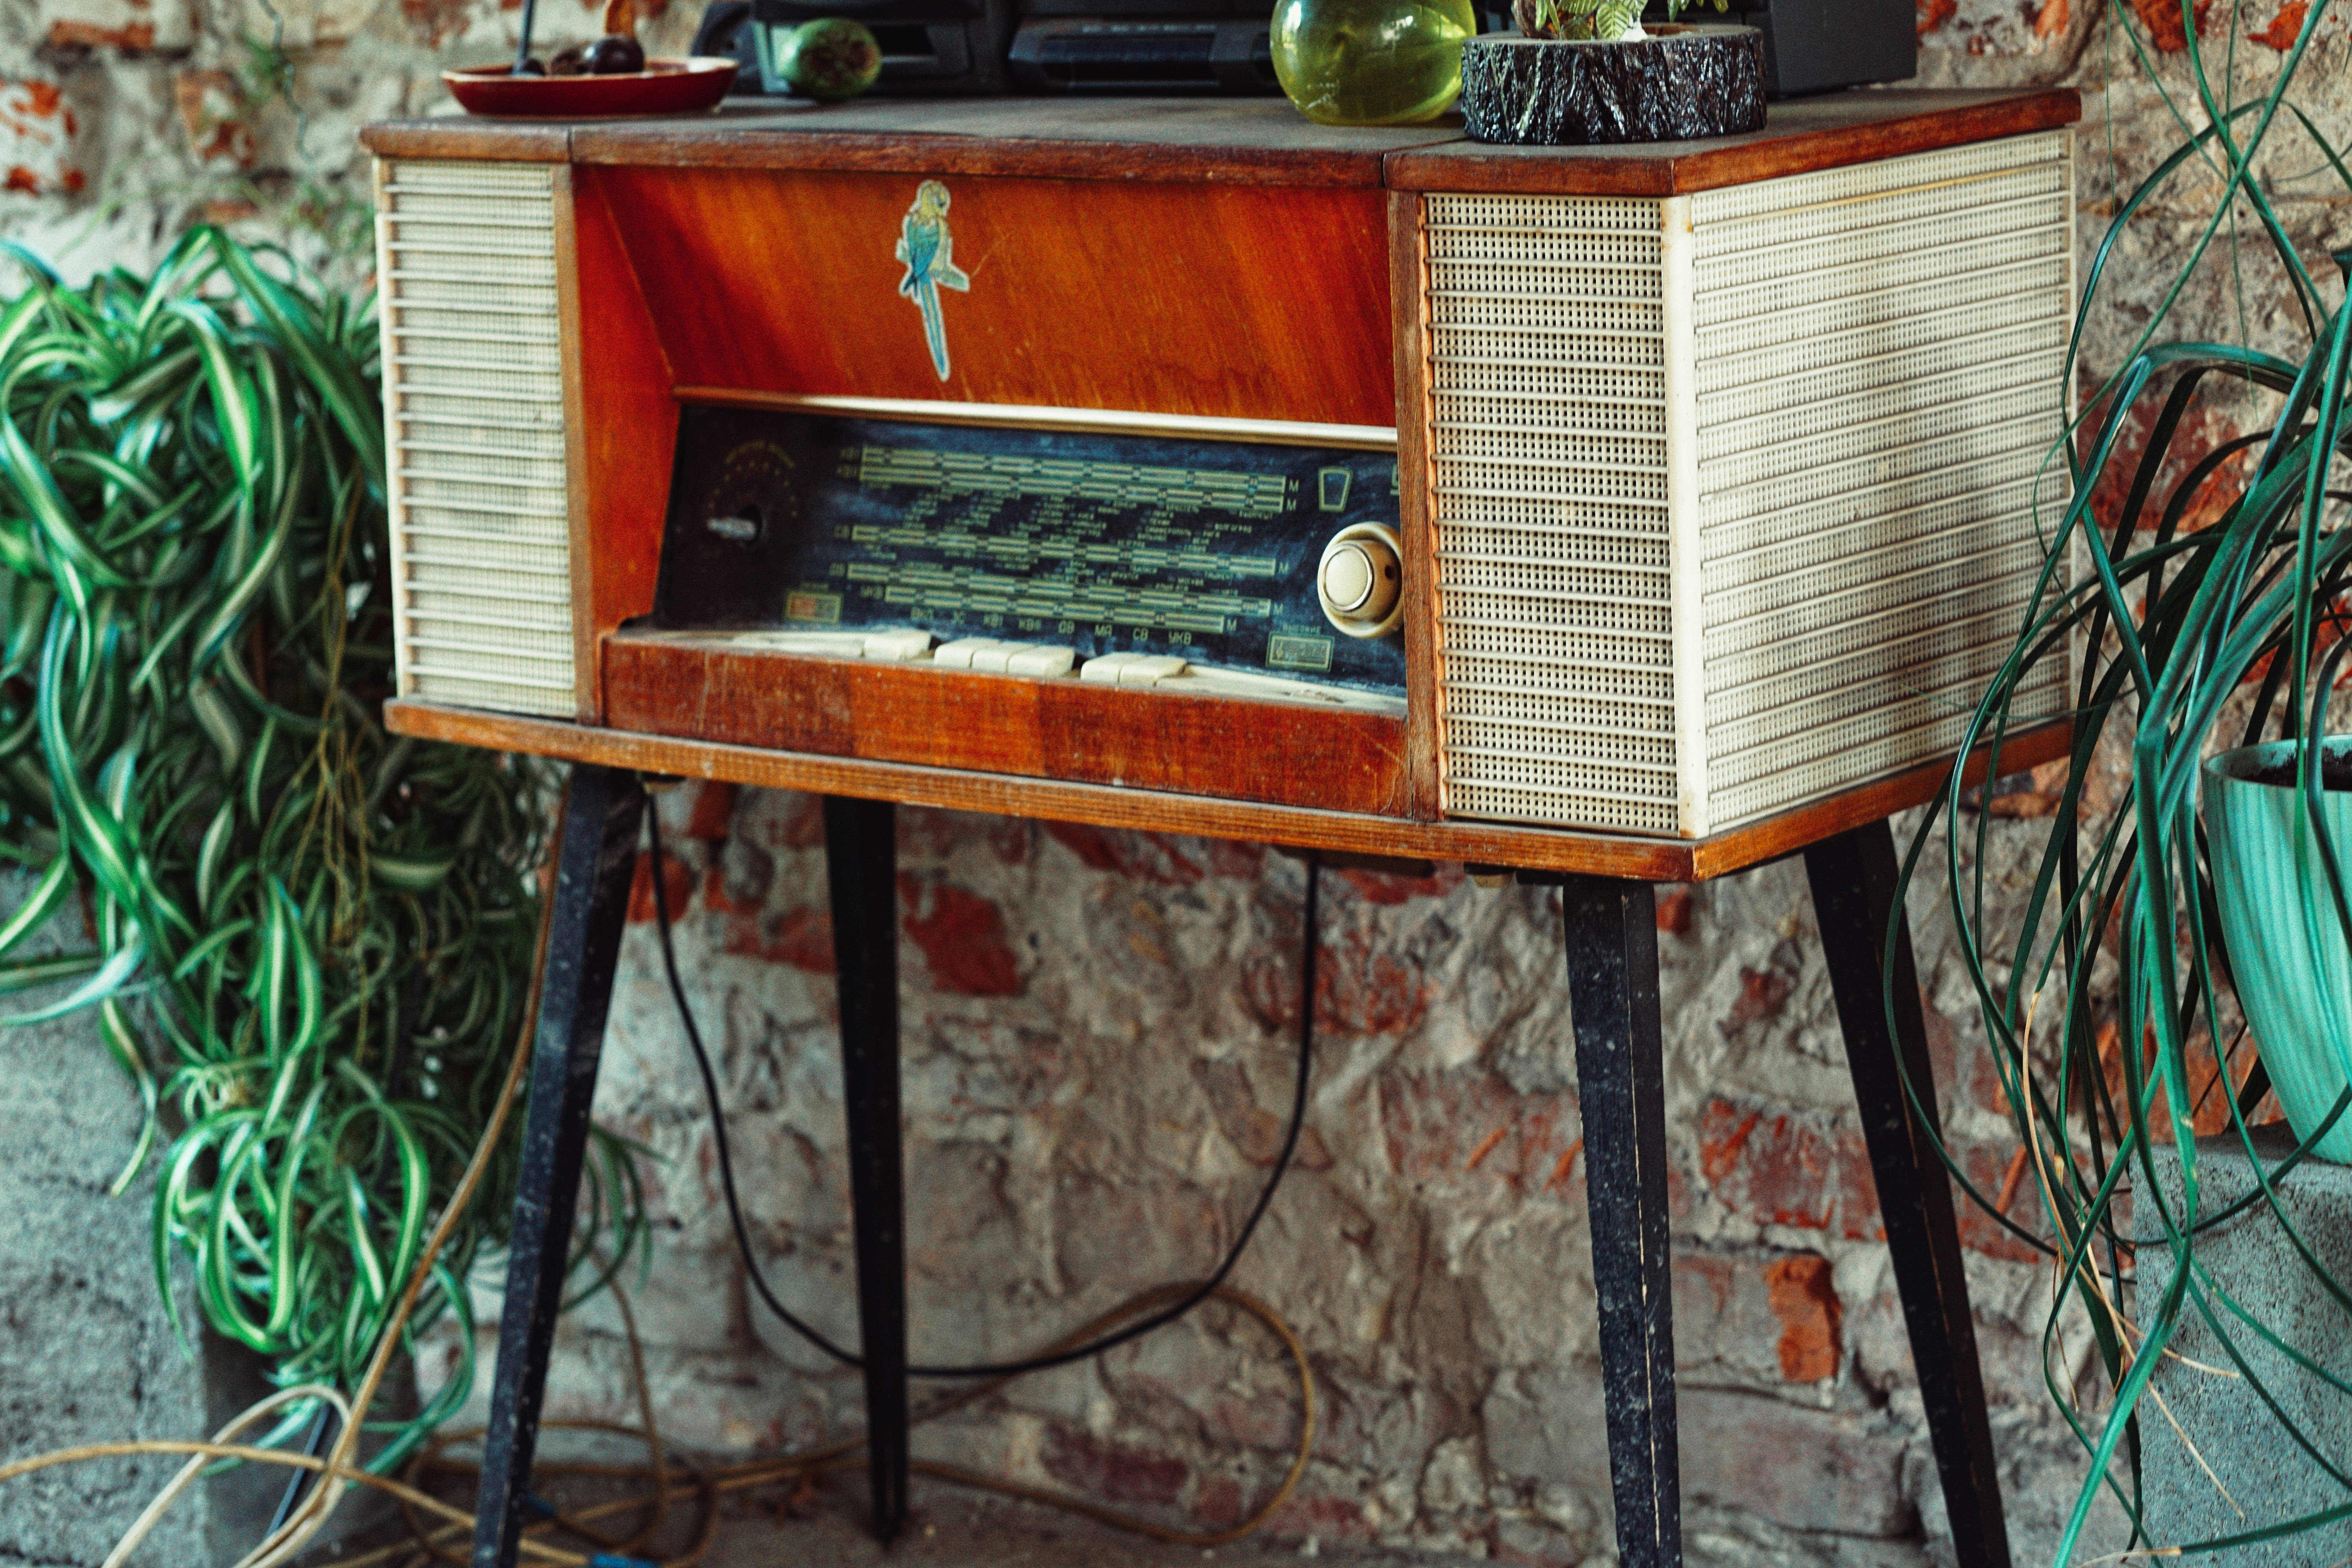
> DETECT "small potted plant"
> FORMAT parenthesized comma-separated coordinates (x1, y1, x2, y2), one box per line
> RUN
(1457, 0, 1764, 146)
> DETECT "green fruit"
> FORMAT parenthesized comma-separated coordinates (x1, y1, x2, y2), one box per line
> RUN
(779, 18, 883, 102)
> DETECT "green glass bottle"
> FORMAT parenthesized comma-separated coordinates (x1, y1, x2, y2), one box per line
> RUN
(1270, 0, 1479, 126)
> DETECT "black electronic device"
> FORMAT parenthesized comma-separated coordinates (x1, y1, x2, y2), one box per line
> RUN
(750, 0, 1019, 94)
(722, 0, 1283, 95)
(650, 404, 1408, 695)
(1656, 0, 1915, 94)
(1006, 18, 1278, 92)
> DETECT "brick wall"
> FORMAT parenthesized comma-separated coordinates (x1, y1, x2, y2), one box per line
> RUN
(2, 0, 2344, 1560)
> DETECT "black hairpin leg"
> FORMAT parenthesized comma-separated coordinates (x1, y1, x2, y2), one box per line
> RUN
(824, 795, 910, 1543)
(472, 766, 648, 1568)
(1804, 819, 2011, 1568)
(1561, 876, 1681, 1568)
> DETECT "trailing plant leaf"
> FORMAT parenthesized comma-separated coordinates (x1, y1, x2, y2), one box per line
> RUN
(1902, 9, 2352, 1557)
(0, 231, 643, 1473)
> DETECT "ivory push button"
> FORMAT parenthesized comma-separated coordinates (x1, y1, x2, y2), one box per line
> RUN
(1316, 523, 1404, 639)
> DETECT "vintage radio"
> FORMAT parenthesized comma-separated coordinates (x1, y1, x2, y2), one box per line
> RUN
(365, 91, 2076, 844)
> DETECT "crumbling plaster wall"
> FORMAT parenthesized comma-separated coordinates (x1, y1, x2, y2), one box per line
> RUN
(0, 0, 2341, 1558)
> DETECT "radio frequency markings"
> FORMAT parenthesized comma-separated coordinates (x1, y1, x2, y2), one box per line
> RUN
(844, 442, 1296, 634)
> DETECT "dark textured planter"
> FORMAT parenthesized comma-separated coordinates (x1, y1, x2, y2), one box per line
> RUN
(1459, 25, 1767, 146)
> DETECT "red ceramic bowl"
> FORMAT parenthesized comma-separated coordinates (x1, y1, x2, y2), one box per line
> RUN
(443, 56, 737, 118)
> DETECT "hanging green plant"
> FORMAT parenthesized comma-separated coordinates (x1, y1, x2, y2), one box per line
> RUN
(1902, 13, 2352, 1560)
(0, 228, 642, 1472)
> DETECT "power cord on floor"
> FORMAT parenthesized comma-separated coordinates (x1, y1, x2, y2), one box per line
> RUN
(644, 804, 1320, 1378)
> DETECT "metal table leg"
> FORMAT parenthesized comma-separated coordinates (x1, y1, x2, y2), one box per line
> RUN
(472, 766, 648, 1568)
(1804, 818, 2011, 1568)
(824, 795, 911, 1542)
(1561, 876, 1681, 1568)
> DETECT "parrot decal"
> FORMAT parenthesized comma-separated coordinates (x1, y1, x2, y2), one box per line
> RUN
(895, 180, 970, 382)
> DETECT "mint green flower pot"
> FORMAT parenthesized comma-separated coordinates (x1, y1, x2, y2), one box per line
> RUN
(2205, 741, 2352, 1162)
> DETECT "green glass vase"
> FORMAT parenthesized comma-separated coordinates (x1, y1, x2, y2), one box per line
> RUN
(1270, 0, 1479, 126)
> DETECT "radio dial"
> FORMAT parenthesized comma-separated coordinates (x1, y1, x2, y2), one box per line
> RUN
(1316, 523, 1404, 639)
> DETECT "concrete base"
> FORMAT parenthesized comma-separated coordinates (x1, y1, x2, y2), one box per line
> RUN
(2136, 1126, 2352, 1565)
(0, 869, 280, 1563)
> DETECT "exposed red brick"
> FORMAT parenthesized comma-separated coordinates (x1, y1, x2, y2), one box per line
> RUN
(2250, 0, 2306, 44)
(899, 875, 1022, 996)
(58, 167, 83, 194)
(1917, 0, 1956, 32)
(2, 167, 36, 194)
(1696, 1098, 1878, 1238)
(201, 198, 259, 224)
(1337, 862, 1458, 905)
(701, 863, 758, 918)
(733, 905, 833, 973)
(1205, 839, 1268, 879)
(779, 793, 826, 848)
(1721, 966, 1795, 1035)
(1379, 1069, 1576, 1191)
(1039, 1427, 1188, 1507)
(1247, 923, 1434, 1039)
(2034, 0, 2070, 36)
(1655, 886, 1695, 935)
(2130, 0, 2209, 48)
(1764, 1253, 1843, 1381)
(1192, 1475, 1245, 1530)
(1700, 1103, 1764, 1185)
(173, 70, 253, 166)
(683, 782, 738, 841)
(15, 83, 61, 117)
(46, 20, 155, 46)
(900, 805, 1028, 866)
(626, 849, 695, 924)
(401, 0, 477, 46)
(1044, 820, 1205, 884)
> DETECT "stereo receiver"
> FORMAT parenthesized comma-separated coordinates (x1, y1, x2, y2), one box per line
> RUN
(365, 91, 2080, 844)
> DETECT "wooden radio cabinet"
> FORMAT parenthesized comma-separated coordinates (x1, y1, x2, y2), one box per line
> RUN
(361, 88, 2079, 1568)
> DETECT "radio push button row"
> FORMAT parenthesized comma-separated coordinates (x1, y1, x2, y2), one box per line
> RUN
(1316, 523, 1405, 640)
(1078, 652, 1190, 687)
(935, 637, 1076, 677)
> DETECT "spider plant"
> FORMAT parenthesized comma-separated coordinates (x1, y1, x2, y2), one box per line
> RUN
(0, 230, 642, 1472)
(1896, 2, 2352, 1558)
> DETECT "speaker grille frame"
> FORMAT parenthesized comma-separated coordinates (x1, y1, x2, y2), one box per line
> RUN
(376, 159, 578, 719)
(1426, 131, 2076, 837)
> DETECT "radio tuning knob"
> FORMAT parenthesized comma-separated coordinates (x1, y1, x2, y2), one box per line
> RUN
(1317, 523, 1405, 639)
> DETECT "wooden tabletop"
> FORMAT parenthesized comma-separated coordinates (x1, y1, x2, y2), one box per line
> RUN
(387, 700, 2071, 883)
(361, 85, 2080, 193)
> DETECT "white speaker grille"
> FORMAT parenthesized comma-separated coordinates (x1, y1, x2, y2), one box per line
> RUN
(376, 160, 576, 719)
(1425, 131, 2075, 837)
(1425, 191, 1679, 835)
(1689, 131, 2074, 829)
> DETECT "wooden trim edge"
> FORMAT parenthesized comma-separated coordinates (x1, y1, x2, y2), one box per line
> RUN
(385, 700, 2071, 882)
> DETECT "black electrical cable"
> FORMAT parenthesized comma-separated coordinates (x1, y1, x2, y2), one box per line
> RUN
(264, 1405, 336, 1535)
(644, 804, 1317, 1379)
